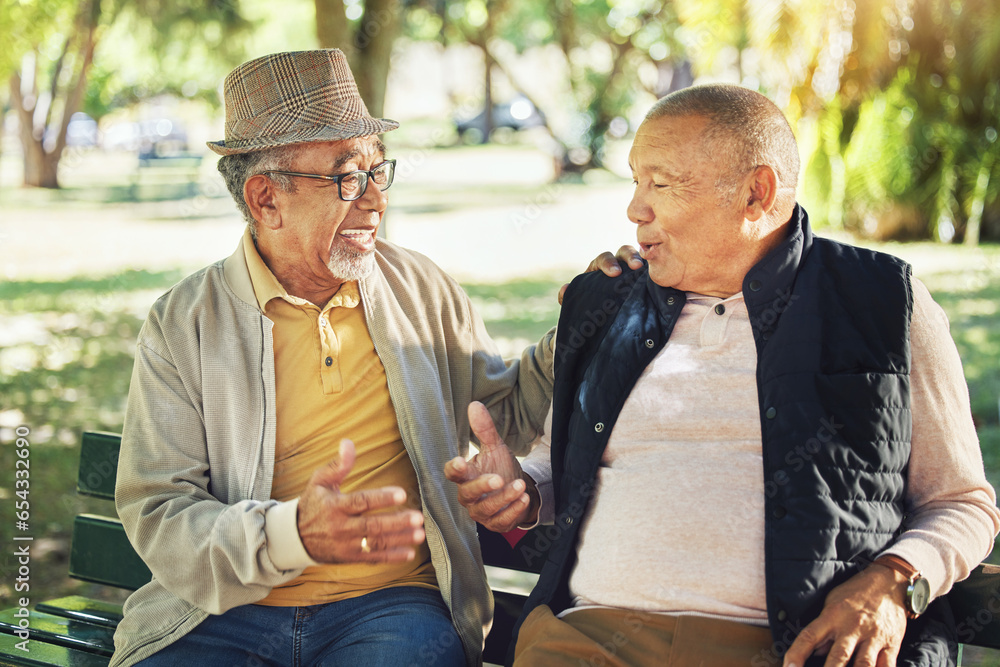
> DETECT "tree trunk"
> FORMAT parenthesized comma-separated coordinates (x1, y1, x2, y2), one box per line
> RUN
(352, 0, 400, 119)
(964, 151, 994, 247)
(315, 0, 352, 56)
(11, 0, 100, 189)
(481, 46, 494, 143)
(314, 0, 399, 120)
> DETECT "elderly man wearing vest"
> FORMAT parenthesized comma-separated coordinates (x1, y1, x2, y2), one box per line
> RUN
(111, 49, 565, 667)
(446, 84, 1000, 667)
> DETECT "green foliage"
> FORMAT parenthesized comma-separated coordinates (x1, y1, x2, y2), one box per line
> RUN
(0, 0, 77, 80)
(80, 0, 250, 117)
(802, 0, 1000, 241)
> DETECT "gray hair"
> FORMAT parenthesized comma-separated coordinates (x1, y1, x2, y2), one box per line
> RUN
(217, 145, 301, 240)
(645, 84, 800, 201)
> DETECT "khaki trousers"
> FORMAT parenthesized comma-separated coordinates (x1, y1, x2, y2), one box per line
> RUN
(513, 605, 776, 667)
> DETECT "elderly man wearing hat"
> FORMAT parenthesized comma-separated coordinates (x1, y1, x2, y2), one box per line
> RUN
(111, 49, 558, 667)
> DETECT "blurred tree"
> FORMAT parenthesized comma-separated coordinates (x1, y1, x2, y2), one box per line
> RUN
(420, 0, 683, 171)
(315, 0, 401, 118)
(437, 0, 517, 143)
(3, 0, 248, 189)
(676, 0, 999, 242)
(808, 0, 1000, 242)
(6, 0, 99, 189)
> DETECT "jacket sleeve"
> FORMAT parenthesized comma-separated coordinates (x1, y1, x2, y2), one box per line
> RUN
(463, 287, 556, 456)
(116, 318, 303, 615)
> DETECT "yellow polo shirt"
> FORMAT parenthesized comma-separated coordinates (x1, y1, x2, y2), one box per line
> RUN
(243, 233, 436, 606)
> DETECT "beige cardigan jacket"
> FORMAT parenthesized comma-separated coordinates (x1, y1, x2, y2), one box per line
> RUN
(111, 236, 554, 667)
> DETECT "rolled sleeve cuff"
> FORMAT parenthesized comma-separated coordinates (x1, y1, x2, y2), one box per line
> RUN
(519, 459, 555, 528)
(264, 498, 320, 571)
(879, 539, 948, 599)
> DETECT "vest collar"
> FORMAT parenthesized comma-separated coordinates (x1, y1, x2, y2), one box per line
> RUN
(742, 204, 812, 343)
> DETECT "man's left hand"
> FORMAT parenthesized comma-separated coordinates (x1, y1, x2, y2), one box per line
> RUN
(783, 565, 909, 667)
(444, 402, 539, 532)
(559, 245, 643, 304)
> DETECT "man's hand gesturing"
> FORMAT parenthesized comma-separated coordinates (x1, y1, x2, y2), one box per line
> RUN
(297, 439, 425, 563)
(444, 402, 540, 533)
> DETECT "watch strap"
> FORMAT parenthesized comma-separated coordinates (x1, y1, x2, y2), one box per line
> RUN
(872, 554, 923, 619)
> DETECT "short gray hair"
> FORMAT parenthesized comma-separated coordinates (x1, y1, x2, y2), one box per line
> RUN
(217, 145, 301, 240)
(645, 84, 800, 200)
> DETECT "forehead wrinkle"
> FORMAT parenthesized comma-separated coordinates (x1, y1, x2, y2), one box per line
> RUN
(631, 154, 692, 184)
(331, 148, 362, 172)
(329, 137, 387, 172)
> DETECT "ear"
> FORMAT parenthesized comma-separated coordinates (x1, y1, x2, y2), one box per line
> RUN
(245, 174, 282, 231)
(743, 166, 778, 222)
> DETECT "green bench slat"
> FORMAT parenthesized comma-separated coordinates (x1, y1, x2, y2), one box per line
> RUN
(77, 433, 121, 500)
(69, 516, 151, 591)
(0, 610, 114, 657)
(948, 563, 1000, 649)
(34, 598, 122, 630)
(0, 632, 109, 667)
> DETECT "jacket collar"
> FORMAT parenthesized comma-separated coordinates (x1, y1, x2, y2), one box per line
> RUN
(222, 229, 261, 311)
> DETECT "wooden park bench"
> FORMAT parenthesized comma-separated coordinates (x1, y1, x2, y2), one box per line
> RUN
(3, 430, 1000, 666)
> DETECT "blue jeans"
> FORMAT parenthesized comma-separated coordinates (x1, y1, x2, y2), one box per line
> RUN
(134, 586, 465, 667)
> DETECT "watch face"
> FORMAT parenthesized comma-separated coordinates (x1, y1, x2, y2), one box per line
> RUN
(909, 577, 931, 615)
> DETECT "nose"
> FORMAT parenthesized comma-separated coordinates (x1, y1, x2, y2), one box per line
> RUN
(357, 178, 389, 214)
(627, 186, 652, 226)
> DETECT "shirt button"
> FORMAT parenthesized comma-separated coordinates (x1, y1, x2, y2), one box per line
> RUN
(319, 317, 328, 327)
(645, 339, 655, 348)
(715, 304, 726, 315)
(749, 280, 763, 292)
(666, 296, 676, 305)
(594, 422, 605, 433)
(325, 356, 333, 367)
(765, 407, 777, 419)
(565, 516, 574, 526)
(772, 506, 787, 519)
(777, 609, 788, 622)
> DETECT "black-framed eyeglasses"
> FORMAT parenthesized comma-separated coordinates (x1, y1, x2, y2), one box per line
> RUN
(264, 159, 396, 202)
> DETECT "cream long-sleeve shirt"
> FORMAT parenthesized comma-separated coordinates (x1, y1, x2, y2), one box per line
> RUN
(521, 277, 999, 621)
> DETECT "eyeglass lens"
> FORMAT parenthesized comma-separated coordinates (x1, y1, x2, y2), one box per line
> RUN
(342, 161, 394, 200)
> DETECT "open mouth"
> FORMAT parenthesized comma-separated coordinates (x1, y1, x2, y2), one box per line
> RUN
(639, 242, 660, 258)
(338, 228, 376, 252)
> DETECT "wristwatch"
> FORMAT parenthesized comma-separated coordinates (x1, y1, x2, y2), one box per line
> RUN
(873, 554, 931, 618)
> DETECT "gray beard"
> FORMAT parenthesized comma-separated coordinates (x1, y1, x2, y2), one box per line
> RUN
(327, 245, 375, 281)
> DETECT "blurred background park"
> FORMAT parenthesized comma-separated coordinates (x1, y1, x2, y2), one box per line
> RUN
(0, 0, 999, 633)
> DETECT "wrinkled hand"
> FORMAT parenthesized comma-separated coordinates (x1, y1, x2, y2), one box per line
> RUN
(444, 402, 539, 532)
(784, 565, 908, 667)
(559, 245, 644, 304)
(297, 439, 425, 563)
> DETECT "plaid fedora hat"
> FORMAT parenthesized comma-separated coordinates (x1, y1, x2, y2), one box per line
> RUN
(207, 49, 398, 156)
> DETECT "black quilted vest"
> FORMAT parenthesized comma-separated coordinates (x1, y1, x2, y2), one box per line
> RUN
(510, 206, 956, 666)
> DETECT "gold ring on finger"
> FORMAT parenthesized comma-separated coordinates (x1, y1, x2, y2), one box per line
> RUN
(360, 536, 371, 554)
